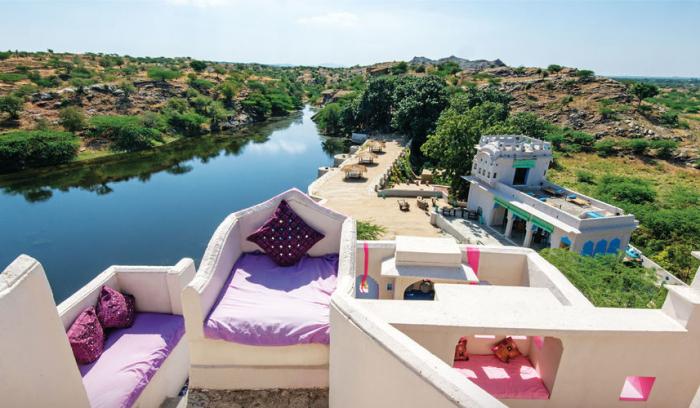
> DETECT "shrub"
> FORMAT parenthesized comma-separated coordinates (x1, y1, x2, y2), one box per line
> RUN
(188, 76, 215, 92)
(165, 111, 207, 137)
(626, 138, 649, 155)
(0, 130, 79, 171)
(89, 115, 162, 151)
(0, 72, 27, 82)
(314, 103, 344, 135)
(58, 106, 86, 132)
(414, 64, 426, 73)
(650, 139, 678, 158)
(241, 92, 272, 120)
(594, 139, 617, 156)
(575, 69, 595, 81)
(658, 111, 680, 127)
(576, 170, 595, 184)
(147, 67, 181, 82)
(540, 249, 665, 308)
(0, 95, 23, 119)
(547, 64, 562, 73)
(597, 175, 656, 204)
(390, 61, 408, 75)
(0, 51, 11, 60)
(357, 221, 387, 240)
(189, 60, 207, 72)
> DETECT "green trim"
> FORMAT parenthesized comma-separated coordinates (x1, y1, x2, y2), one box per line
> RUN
(509, 206, 531, 221)
(531, 217, 554, 233)
(494, 196, 510, 208)
(513, 159, 536, 169)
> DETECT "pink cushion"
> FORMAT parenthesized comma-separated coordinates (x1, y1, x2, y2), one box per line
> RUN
(79, 313, 184, 408)
(96, 286, 136, 329)
(246, 200, 325, 266)
(454, 355, 550, 400)
(67, 307, 105, 364)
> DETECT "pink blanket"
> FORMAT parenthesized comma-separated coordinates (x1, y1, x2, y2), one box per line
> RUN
(454, 355, 550, 400)
(204, 253, 338, 346)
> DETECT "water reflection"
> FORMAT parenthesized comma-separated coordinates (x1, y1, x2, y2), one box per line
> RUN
(0, 111, 316, 203)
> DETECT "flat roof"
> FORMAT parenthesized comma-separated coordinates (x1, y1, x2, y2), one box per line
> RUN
(361, 284, 686, 334)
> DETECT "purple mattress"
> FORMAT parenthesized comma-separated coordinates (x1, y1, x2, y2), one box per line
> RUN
(204, 252, 339, 346)
(79, 313, 184, 408)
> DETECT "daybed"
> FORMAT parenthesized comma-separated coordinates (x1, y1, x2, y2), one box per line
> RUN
(182, 188, 356, 389)
(0, 255, 194, 408)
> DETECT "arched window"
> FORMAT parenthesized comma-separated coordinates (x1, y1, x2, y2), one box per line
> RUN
(582, 241, 594, 256)
(607, 238, 621, 254)
(404, 280, 435, 300)
(594, 240, 608, 255)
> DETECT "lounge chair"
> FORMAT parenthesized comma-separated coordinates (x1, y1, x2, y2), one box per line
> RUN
(0, 255, 194, 408)
(182, 188, 356, 390)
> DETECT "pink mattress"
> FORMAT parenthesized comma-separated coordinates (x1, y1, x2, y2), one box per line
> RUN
(79, 313, 184, 408)
(204, 253, 338, 346)
(454, 355, 550, 400)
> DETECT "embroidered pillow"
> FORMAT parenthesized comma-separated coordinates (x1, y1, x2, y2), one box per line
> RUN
(95, 285, 136, 329)
(492, 336, 521, 363)
(67, 307, 105, 364)
(247, 199, 325, 266)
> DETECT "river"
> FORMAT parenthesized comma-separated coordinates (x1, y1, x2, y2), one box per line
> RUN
(0, 106, 343, 302)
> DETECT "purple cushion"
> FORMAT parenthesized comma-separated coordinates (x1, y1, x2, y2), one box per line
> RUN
(96, 285, 135, 329)
(204, 253, 338, 346)
(246, 200, 325, 266)
(67, 307, 105, 364)
(79, 313, 185, 408)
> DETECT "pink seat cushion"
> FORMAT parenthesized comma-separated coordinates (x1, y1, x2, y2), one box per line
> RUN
(79, 313, 184, 408)
(454, 355, 550, 400)
(204, 253, 338, 346)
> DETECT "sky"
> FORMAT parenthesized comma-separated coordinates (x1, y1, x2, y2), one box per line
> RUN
(0, 0, 698, 77)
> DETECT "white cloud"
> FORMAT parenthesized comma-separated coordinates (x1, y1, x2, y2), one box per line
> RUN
(297, 11, 359, 28)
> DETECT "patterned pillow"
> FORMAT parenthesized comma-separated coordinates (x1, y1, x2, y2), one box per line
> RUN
(95, 285, 136, 329)
(492, 336, 522, 363)
(247, 200, 325, 266)
(67, 307, 105, 364)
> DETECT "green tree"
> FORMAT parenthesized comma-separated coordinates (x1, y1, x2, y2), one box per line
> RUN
(421, 102, 501, 195)
(0, 95, 23, 119)
(506, 112, 549, 139)
(219, 82, 239, 108)
(547, 64, 562, 73)
(147, 67, 181, 83)
(314, 103, 344, 135)
(354, 76, 396, 131)
(391, 75, 448, 154)
(629, 82, 659, 110)
(390, 61, 408, 75)
(189, 60, 207, 72)
(575, 69, 595, 82)
(58, 106, 86, 132)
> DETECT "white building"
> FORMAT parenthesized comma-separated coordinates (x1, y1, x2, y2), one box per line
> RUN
(463, 135, 638, 255)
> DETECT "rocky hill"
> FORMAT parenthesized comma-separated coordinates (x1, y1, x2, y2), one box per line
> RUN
(358, 59, 698, 164)
(409, 56, 505, 71)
